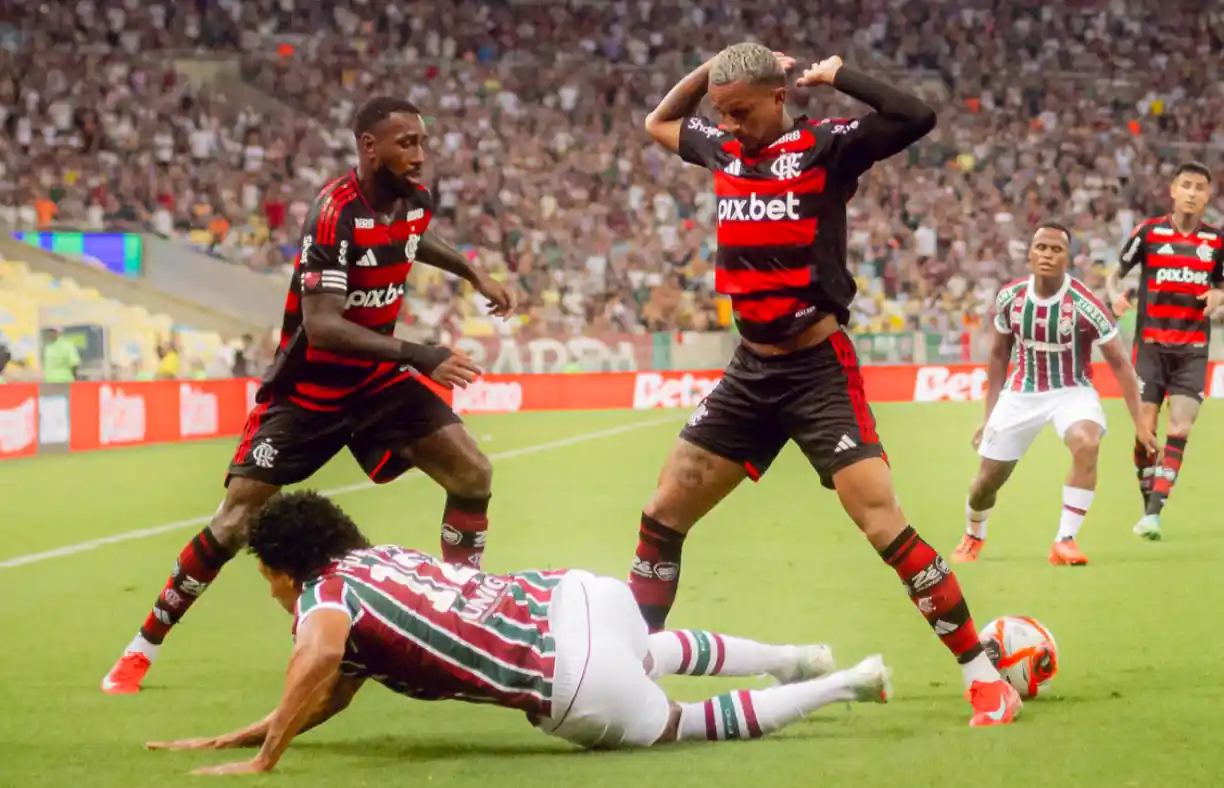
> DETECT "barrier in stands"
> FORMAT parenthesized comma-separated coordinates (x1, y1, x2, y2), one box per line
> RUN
(2, 363, 1224, 459)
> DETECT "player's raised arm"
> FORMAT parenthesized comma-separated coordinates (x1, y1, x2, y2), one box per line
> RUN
(416, 230, 516, 317)
(644, 59, 716, 155)
(797, 57, 936, 177)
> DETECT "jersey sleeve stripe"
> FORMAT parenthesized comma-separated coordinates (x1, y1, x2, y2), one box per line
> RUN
(317, 185, 357, 246)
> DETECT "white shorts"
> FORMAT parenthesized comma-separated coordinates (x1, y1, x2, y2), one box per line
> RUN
(537, 570, 671, 749)
(978, 387, 1107, 462)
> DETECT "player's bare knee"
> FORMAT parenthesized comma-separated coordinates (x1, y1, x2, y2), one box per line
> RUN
(1068, 432, 1101, 467)
(447, 449, 492, 498)
(211, 480, 278, 549)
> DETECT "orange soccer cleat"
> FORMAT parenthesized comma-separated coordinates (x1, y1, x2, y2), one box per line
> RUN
(101, 652, 151, 695)
(967, 679, 1023, 727)
(950, 534, 985, 563)
(1048, 538, 1088, 566)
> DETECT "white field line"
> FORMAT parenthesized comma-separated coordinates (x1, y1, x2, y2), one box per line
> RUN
(0, 416, 677, 571)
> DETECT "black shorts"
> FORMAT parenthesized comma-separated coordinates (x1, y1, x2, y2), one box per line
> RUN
(226, 372, 462, 488)
(1133, 343, 1207, 405)
(679, 330, 886, 490)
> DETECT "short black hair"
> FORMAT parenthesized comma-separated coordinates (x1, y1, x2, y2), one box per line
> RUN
(248, 491, 371, 582)
(351, 96, 421, 137)
(1174, 161, 1212, 184)
(1034, 221, 1072, 245)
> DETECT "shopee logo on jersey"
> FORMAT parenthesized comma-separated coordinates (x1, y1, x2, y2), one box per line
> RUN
(717, 193, 801, 224)
(633, 372, 721, 409)
(0, 397, 36, 455)
(913, 367, 988, 402)
(687, 117, 723, 138)
(179, 383, 220, 438)
(98, 385, 147, 444)
(451, 380, 524, 415)
(1154, 268, 1210, 286)
(346, 283, 405, 309)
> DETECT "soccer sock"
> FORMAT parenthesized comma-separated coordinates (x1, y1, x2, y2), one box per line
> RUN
(440, 493, 489, 569)
(965, 501, 991, 539)
(676, 675, 857, 741)
(138, 528, 235, 649)
(1134, 437, 1155, 506)
(878, 526, 996, 689)
(647, 630, 797, 679)
(1057, 486, 1094, 541)
(1146, 435, 1187, 517)
(628, 514, 686, 633)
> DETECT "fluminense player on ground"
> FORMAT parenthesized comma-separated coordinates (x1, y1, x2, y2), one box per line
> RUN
(145, 492, 892, 776)
(102, 97, 516, 695)
(631, 41, 1023, 727)
(1105, 161, 1224, 541)
(952, 224, 1156, 567)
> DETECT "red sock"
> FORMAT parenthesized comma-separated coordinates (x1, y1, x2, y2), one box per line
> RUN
(628, 514, 686, 633)
(140, 528, 234, 645)
(440, 494, 489, 569)
(1147, 435, 1187, 516)
(879, 526, 984, 664)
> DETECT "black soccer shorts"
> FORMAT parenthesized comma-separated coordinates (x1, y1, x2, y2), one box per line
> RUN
(226, 371, 462, 488)
(679, 330, 887, 489)
(1132, 343, 1208, 405)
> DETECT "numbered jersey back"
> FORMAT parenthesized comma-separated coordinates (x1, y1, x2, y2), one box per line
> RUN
(296, 545, 565, 715)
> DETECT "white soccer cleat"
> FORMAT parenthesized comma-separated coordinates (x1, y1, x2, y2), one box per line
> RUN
(843, 654, 892, 704)
(1133, 514, 1162, 541)
(768, 644, 835, 685)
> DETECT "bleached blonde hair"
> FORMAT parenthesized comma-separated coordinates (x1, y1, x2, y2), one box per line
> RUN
(709, 42, 784, 86)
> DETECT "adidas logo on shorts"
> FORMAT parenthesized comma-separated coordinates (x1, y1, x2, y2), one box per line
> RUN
(834, 435, 857, 453)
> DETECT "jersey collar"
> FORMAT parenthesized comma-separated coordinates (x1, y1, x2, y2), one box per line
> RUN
(1026, 273, 1070, 306)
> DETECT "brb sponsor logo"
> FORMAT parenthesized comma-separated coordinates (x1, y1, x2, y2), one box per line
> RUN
(179, 384, 220, 438)
(1154, 268, 1211, 287)
(345, 283, 405, 310)
(717, 192, 801, 224)
(0, 397, 36, 455)
(913, 366, 989, 402)
(451, 379, 524, 414)
(633, 373, 721, 409)
(99, 385, 147, 445)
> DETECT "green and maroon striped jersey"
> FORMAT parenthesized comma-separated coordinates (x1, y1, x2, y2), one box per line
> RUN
(294, 546, 564, 716)
(993, 275, 1116, 393)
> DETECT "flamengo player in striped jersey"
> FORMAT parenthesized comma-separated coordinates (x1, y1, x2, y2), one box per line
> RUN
(952, 224, 1155, 567)
(101, 97, 516, 695)
(634, 42, 1022, 728)
(1105, 162, 1224, 541)
(145, 492, 893, 775)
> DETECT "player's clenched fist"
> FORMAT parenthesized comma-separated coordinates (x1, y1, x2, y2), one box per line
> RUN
(431, 349, 482, 389)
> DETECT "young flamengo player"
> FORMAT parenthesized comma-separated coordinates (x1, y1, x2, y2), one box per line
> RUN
(146, 492, 892, 776)
(952, 224, 1156, 566)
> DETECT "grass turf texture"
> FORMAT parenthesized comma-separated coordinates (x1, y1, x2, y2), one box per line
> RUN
(1, 403, 1220, 788)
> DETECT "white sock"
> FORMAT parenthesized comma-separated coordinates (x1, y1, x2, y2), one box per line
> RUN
(1057, 486, 1094, 541)
(966, 501, 991, 539)
(960, 651, 1001, 690)
(648, 631, 795, 679)
(677, 674, 857, 741)
(126, 634, 160, 661)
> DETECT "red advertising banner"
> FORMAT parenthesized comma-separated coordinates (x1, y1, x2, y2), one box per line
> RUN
(0, 383, 39, 459)
(2, 360, 1222, 460)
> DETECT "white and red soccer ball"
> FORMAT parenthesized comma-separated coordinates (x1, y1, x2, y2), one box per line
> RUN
(980, 616, 1059, 699)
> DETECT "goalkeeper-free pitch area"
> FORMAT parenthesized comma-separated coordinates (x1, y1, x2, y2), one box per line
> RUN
(2, 403, 1221, 788)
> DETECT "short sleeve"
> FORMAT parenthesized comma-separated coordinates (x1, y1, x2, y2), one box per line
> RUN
(1211, 243, 1224, 287)
(1075, 290, 1118, 345)
(298, 201, 355, 297)
(295, 575, 361, 633)
(1117, 224, 1148, 277)
(993, 287, 1016, 334)
(678, 116, 733, 169)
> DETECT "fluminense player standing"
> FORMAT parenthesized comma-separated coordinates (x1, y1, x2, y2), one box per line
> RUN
(1106, 161, 1224, 541)
(952, 224, 1156, 567)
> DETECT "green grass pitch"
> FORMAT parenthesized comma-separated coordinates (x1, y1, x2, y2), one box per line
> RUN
(2, 403, 1221, 787)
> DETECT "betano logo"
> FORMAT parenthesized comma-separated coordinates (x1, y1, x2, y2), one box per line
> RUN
(716, 192, 801, 224)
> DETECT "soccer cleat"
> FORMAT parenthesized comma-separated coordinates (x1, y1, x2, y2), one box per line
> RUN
(967, 679, 1023, 727)
(1132, 514, 1162, 541)
(843, 654, 892, 704)
(950, 534, 985, 563)
(1048, 538, 1088, 566)
(101, 652, 152, 695)
(769, 644, 835, 685)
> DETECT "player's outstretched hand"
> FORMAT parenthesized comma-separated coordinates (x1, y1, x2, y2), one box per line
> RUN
(1196, 288, 1224, 316)
(475, 271, 517, 318)
(1135, 424, 1158, 456)
(971, 424, 986, 450)
(796, 56, 844, 87)
(190, 759, 271, 776)
(1111, 292, 1132, 317)
(430, 349, 482, 389)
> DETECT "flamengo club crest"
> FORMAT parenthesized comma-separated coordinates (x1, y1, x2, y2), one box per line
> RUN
(1198, 244, 1214, 262)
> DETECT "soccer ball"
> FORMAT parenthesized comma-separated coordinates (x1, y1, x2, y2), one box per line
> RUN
(979, 616, 1058, 699)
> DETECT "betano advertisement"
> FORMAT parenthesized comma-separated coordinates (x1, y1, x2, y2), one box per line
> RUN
(3, 363, 1224, 460)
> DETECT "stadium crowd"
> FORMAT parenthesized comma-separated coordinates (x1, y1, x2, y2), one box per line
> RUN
(2, 0, 1223, 357)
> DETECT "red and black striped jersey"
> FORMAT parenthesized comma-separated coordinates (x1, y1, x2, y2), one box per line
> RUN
(1118, 215, 1224, 353)
(293, 545, 562, 717)
(678, 114, 885, 344)
(260, 171, 434, 410)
